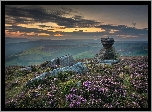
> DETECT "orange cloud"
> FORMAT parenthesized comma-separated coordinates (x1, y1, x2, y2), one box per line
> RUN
(38, 33, 50, 36)
(54, 33, 63, 36)
(109, 29, 119, 33)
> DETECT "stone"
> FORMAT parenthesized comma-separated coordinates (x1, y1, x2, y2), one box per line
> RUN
(46, 54, 76, 67)
(49, 62, 88, 76)
(25, 55, 88, 86)
(20, 66, 32, 71)
(94, 37, 120, 64)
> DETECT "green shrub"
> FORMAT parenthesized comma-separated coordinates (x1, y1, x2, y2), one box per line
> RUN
(59, 79, 78, 95)
(57, 71, 74, 81)
(31, 66, 37, 72)
(25, 79, 43, 89)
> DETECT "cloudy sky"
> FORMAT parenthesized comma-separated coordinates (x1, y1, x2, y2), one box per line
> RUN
(5, 5, 148, 41)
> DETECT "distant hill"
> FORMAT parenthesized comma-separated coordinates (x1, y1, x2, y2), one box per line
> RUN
(5, 39, 148, 67)
(5, 37, 35, 44)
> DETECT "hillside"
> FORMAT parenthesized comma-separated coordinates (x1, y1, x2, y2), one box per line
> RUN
(5, 41, 148, 67)
(5, 56, 148, 108)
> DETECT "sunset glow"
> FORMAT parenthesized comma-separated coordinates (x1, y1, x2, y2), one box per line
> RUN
(5, 5, 148, 41)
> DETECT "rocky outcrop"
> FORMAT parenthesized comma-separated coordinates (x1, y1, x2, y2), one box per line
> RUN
(94, 47, 120, 64)
(46, 54, 76, 67)
(26, 55, 88, 86)
(50, 62, 88, 76)
(94, 37, 120, 64)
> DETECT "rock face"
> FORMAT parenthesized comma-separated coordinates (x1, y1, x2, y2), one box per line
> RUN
(94, 37, 120, 64)
(46, 54, 76, 67)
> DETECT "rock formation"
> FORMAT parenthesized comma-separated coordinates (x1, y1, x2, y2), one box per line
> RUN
(46, 54, 76, 67)
(94, 37, 120, 64)
(26, 55, 88, 85)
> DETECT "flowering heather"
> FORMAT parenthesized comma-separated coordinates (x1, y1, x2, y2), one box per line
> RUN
(5, 56, 148, 108)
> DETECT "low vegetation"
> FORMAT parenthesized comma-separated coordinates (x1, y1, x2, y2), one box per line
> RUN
(5, 56, 148, 108)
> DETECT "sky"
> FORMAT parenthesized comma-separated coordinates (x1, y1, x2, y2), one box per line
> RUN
(5, 5, 148, 41)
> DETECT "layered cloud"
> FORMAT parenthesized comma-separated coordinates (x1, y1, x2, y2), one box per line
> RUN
(5, 5, 100, 27)
(5, 5, 148, 41)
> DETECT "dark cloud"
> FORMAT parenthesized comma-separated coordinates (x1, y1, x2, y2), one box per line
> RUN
(96, 24, 127, 30)
(38, 25, 51, 28)
(96, 24, 148, 36)
(55, 31, 63, 33)
(73, 15, 83, 20)
(120, 28, 148, 35)
(5, 5, 148, 41)
(47, 29, 54, 30)
(5, 5, 100, 28)
(78, 30, 83, 32)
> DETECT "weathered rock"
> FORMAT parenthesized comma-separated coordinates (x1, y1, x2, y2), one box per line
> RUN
(26, 62, 88, 86)
(20, 67, 32, 71)
(46, 54, 76, 67)
(25, 72, 51, 86)
(94, 37, 120, 64)
(50, 62, 88, 76)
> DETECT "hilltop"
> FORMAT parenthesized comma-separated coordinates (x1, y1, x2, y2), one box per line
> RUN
(5, 56, 148, 108)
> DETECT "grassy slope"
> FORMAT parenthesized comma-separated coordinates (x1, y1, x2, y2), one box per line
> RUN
(5, 45, 94, 67)
(5, 46, 52, 67)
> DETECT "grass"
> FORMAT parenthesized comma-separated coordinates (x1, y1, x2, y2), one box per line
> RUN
(18, 46, 51, 57)
(5, 46, 52, 67)
(73, 51, 94, 60)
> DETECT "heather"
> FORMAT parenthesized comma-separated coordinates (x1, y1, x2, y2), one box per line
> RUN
(5, 56, 148, 108)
